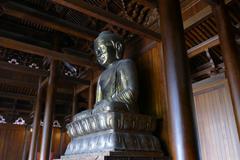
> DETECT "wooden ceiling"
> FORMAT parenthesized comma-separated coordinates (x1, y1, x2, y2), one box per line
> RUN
(0, 0, 239, 124)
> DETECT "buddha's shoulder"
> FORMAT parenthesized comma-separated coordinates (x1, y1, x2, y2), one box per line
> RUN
(117, 59, 135, 66)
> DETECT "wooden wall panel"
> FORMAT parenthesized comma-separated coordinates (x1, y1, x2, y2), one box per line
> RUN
(136, 42, 170, 152)
(0, 124, 70, 160)
(136, 42, 240, 159)
(193, 77, 240, 160)
(136, 42, 167, 118)
(0, 124, 26, 160)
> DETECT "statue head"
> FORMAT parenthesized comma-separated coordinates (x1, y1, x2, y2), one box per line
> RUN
(94, 31, 124, 67)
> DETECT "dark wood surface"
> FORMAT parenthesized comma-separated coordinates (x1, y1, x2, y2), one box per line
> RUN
(22, 127, 32, 160)
(52, 0, 161, 42)
(28, 77, 44, 160)
(136, 43, 167, 119)
(71, 87, 77, 118)
(158, 0, 200, 159)
(0, 125, 26, 160)
(0, 37, 97, 68)
(40, 60, 58, 160)
(210, 0, 240, 138)
(0, 124, 70, 160)
(1, 1, 98, 41)
(193, 76, 240, 160)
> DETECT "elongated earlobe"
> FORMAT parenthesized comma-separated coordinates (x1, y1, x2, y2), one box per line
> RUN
(115, 42, 122, 59)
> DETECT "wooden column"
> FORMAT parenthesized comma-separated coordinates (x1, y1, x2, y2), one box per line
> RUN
(88, 70, 94, 109)
(57, 128, 65, 157)
(22, 126, 32, 160)
(158, 0, 200, 159)
(28, 77, 44, 160)
(209, 0, 240, 137)
(40, 60, 58, 160)
(72, 87, 77, 118)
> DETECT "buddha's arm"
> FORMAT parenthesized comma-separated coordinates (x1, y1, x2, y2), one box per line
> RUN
(95, 78, 102, 103)
(111, 59, 138, 105)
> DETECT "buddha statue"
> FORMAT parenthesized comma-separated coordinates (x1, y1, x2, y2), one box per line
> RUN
(74, 31, 138, 120)
(63, 31, 162, 159)
(93, 31, 138, 113)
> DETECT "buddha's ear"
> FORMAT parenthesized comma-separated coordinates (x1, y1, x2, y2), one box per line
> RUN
(115, 42, 123, 59)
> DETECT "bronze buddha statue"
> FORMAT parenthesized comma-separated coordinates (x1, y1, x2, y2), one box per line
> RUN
(63, 31, 162, 159)
(93, 31, 138, 113)
(74, 31, 138, 120)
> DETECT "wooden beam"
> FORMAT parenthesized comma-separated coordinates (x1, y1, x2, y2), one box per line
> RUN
(40, 77, 49, 88)
(60, 76, 90, 87)
(192, 66, 213, 79)
(0, 107, 67, 117)
(187, 33, 239, 58)
(0, 37, 98, 68)
(182, 1, 212, 29)
(0, 61, 48, 77)
(0, 28, 51, 48)
(1, 1, 98, 41)
(0, 90, 78, 106)
(0, 73, 79, 95)
(0, 91, 35, 101)
(75, 85, 89, 94)
(0, 61, 90, 90)
(0, 107, 31, 114)
(52, 0, 161, 42)
(183, 0, 232, 29)
(187, 35, 220, 58)
(131, 0, 157, 9)
(191, 62, 224, 79)
(0, 77, 37, 89)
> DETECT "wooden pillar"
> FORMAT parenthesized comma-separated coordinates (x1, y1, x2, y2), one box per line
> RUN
(40, 60, 58, 160)
(88, 70, 94, 109)
(72, 87, 77, 118)
(22, 126, 32, 160)
(28, 77, 44, 160)
(208, 0, 240, 137)
(57, 128, 65, 157)
(158, 0, 200, 159)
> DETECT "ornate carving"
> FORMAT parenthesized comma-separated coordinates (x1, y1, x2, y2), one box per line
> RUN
(65, 131, 160, 155)
(67, 112, 156, 138)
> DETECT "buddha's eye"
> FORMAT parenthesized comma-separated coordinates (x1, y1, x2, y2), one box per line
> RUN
(96, 49, 101, 56)
(105, 41, 112, 46)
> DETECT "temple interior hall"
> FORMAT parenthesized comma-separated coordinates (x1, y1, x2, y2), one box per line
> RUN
(0, 0, 239, 160)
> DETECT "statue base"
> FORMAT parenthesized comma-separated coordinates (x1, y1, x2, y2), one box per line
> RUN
(63, 111, 164, 159)
(59, 151, 167, 160)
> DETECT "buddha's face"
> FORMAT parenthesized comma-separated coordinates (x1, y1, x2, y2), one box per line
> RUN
(95, 40, 119, 67)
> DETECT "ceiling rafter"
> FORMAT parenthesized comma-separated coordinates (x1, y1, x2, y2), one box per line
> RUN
(52, 0, 161, 41)
(0, 36, 99, 68)
(187, 35, 220, 58)
(0, 61, 90, 88)
(0, 1, 98, 41)
(0, 61, 48, 76)
(183, 0, 232, 29)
